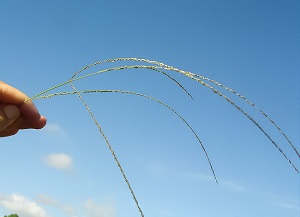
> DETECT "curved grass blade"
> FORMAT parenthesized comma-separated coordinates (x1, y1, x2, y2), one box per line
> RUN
(68, 84, 145, 217)
(26, 57, 298, 217)
(196, 75, 299, 158)
(29, 58, 299, 173)
(28, 65, 193, 102)
(32, 89, 218, 183)
(70, 65, 194, 99)
(34, 87, 299, 173)
(190, 76, 299, 173)
(68, 57, 299, 172)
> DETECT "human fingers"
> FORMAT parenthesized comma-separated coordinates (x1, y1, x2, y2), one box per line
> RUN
(6, 114, 47, 130)
(0, 129, 19, 137)
(0, 81, 46, 130)
(0, 81, 28, 104)
(0, 104, 21, 131)
(19, 102, 47, 129)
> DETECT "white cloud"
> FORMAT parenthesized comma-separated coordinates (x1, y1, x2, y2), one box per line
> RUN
(0, 194, 51, 217)
(36, 194, 57, 206)
(185, 172, 215, 182)
(43, 123, 66, 136)
(160, 208, 175, 216)
(37, 195, 118, 217)
(44, 153, 73, 170)
(174, 170, 247, 193)
(222, 180, 247, 192)
(176, 170, 247, 192)
(85, 198, 116, 217)
(274, 201, 300, 210)
(37, 194, 76, 216)
(147, 162, 168, 175)
(147, 162, 248, 194)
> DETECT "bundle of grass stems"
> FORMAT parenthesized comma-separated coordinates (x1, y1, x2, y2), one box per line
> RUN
(28, 58, 299, 217)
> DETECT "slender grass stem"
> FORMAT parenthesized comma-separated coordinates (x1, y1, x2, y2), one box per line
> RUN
(196, 75, 300, 158)
(123, 58, 299, 159)
(33, 89, 218, 183)
(65, 57, 299, 172)
(68, 84, 145, 217)
(27, 57, 299, 216)
(27, 65, 193, 103)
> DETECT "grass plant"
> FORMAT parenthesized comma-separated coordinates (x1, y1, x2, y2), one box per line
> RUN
(28, 57, 299, 217)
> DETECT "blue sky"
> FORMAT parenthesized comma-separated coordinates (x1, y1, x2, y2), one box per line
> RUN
(0, 0, 299, 217)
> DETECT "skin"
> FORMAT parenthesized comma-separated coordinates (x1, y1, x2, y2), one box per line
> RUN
(0, 81, 46, 137)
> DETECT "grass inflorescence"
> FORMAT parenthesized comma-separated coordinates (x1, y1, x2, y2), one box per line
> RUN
(28, 57, 299, 217)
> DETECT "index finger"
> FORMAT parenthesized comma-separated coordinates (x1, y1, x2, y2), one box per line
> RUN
(0, 81, 45, 123)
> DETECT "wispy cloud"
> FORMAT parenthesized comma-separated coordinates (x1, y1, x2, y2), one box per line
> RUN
(37, 194, 76, 216)
(147, 162, 168, 175)
(84, 198, 116, 217)
(0, 194, 51, 217)
(43, 153, 73, 170)
(0, 193, 117, 217)
(185, 172, 216, 182)
(181, 171, 247, 192)
(274, 201, 300, 210)
(42, 123, 66, 137)
(160, 208, 176, 217)
(221, 180, 248, 192)
(147, 162, 248, 193)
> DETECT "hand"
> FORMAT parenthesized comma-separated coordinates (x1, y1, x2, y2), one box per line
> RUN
(0, 81, 47, 137)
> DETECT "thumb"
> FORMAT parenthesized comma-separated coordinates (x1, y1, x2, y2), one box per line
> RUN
(0, 104, 21, 131)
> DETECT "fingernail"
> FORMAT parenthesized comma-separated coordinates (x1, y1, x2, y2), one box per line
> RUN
(4, 105, 20, 120)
